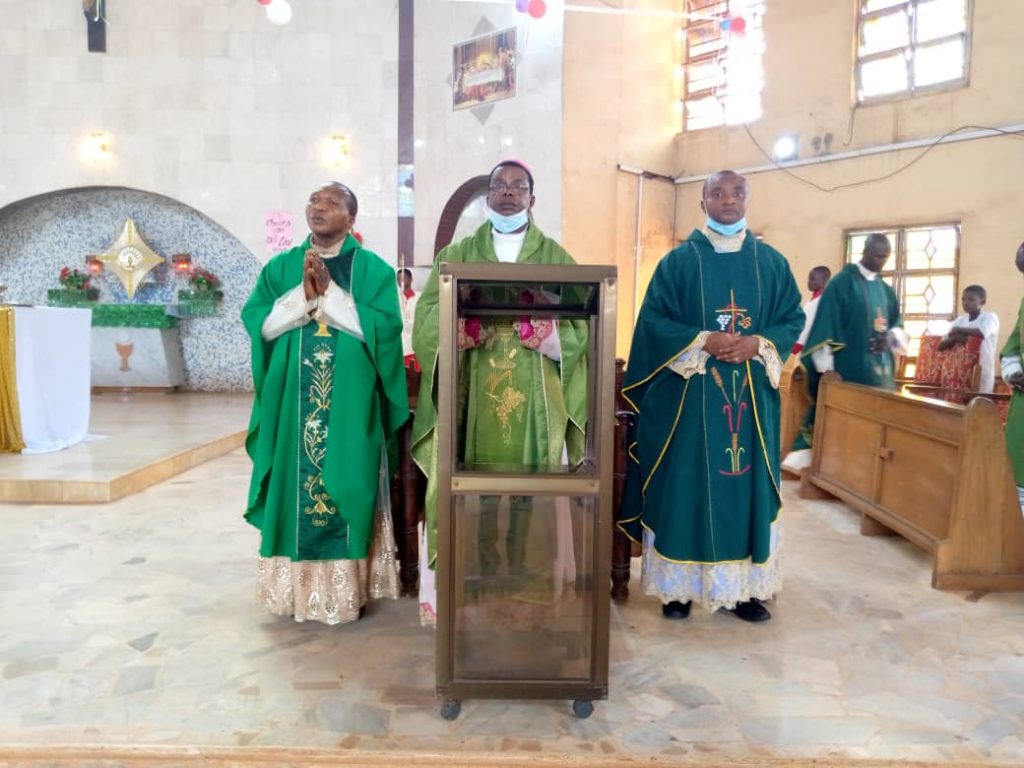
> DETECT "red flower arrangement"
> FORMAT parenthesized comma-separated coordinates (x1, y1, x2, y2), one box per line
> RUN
(59, 266, 91, 290)
(189, 268, 220, 291)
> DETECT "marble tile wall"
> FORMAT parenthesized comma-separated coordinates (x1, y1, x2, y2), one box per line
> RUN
(0, 187, 259, 391)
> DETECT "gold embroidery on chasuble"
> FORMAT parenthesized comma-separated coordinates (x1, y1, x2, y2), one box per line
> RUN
(484, 324, 526, 447)
(302, 342, 338, 526)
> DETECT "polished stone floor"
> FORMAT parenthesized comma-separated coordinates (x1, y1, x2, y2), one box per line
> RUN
(1, 448, 1022, 765)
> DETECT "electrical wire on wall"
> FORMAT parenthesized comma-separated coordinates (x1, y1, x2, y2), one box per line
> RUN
(739, 122, 1024, 194)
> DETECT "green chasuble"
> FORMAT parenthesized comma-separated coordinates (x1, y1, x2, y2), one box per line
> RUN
(618, 230, 803, 564)
(241, 234, 409, 561)
(791, 262, 902, 450)
(410, 222, 589, 565)
(1000, 297, 1024, 485)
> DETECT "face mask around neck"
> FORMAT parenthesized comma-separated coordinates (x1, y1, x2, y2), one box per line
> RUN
(706, 216, 747, 237)
(488, 206, 530, 234)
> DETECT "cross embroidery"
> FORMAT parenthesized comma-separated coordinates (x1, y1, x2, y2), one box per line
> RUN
(714, 289, 752, 332)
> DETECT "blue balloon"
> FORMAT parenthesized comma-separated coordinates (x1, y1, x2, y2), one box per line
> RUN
(515, 0, 529, 11)
(720, 17, 732, 31)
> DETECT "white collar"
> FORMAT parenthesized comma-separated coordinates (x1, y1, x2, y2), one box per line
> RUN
(856, 261, 878, 281)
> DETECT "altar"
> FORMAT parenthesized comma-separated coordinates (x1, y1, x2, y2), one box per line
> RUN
(88, 304, 185, 391)
(0, 305, 92, 453)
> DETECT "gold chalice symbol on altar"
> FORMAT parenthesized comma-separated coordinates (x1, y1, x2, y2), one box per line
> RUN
(115, 331, 133, 371)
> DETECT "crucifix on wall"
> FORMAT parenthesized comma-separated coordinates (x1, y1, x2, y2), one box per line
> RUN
(83, 0, 106, 53)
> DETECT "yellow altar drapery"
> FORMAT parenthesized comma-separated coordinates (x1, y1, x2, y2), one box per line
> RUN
(0, 307, 25, 452)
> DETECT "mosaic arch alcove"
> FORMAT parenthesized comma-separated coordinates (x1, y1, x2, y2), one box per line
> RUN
(0, 186, 261, 391)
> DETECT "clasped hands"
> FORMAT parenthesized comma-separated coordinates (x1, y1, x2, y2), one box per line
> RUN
(704, 332, 760, 365)
(303, 250, 331, 301)
(1007, 371, 1024, 393)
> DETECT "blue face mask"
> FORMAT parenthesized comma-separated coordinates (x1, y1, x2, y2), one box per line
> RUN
(706, 216, 747, 236)
(488, 206, 530, 234)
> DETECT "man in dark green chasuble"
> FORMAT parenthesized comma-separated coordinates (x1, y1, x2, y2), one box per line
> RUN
(618, 170, 804, 623)
(783, 233, 907, 472)
(242, 182, 409, 625)
(410, 161, 588, 626)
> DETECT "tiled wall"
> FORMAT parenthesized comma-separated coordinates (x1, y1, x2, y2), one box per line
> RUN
(0, 187, 259, 392)
(0, 0, 400, 264)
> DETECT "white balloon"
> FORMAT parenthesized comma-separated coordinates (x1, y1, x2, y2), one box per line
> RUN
(266, 0, 292, 25)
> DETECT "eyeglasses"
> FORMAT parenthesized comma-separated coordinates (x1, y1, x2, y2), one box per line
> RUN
(488, 182, 531, 195)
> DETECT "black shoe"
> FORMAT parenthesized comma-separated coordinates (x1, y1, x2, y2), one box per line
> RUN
(728, 598, 771, 622)
(661, 600, 691, 620)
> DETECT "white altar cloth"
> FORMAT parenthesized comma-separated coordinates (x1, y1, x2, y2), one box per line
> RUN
(13, 306, 92, 453)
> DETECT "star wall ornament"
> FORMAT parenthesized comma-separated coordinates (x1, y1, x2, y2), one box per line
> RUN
(97, 219, 165, 300)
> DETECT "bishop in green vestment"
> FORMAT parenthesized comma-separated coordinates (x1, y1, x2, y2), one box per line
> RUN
(999, 241, 1024, 513)
(618, 171, 803, 623)
(242, 183, 408, 625)
(410, 161, 588, 626)
(787, 233, 906, 457)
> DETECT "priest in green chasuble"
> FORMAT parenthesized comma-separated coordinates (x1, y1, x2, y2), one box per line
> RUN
(242, 182, 409, 625)
(783, 233, 907, 471)
(618, 170, 803, 623)
(410, 161, 589, 626)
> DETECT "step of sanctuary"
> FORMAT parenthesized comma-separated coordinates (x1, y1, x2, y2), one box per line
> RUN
(0, 392, 251, 503)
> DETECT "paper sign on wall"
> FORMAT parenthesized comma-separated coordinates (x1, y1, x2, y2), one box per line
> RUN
(265, 210, 294, 254)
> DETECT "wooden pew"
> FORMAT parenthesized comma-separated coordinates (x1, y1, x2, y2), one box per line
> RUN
(800, 372, 1024, 591)
(390, 368, 425, 597)
(779, 359, 810, 473)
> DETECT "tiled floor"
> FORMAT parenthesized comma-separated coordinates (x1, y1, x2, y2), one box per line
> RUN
(1, 446, 1023, 765)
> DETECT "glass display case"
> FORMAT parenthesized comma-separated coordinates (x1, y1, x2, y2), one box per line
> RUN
(434, 262, 617, 720)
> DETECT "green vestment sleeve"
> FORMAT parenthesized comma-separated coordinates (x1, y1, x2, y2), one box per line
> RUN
(1001, 298, 1024, 485)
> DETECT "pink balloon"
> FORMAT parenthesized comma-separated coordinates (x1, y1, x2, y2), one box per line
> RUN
(730, 16, 747, 34)
(257, 0, 272, 5)
(528, 0, 546, 18)
(515, 0, 529, 12)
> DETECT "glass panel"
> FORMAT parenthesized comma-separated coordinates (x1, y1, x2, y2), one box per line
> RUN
(905, 226, 957, 270)
(723, 90, 762, 125)
(454, 276, 596, 474)
(863, 0, 907, 11)
(686, 20, 727, 59)
(927, 227, 958, 269)
(451, 494, 595, 682)
(927, 275, 956, 314)
(860, 53, 909, 97)
(913, 37, 964, 87)
(847, 234, 868, 262)
(686, 58, 725, 95)
(904, 276, 932, 314)
(687, 0, 726, 12)
(903, 318, 929, 350)
(915, 0, 966, 44)
(686, 96, 724, 131)
(458, 280, 597, 316)
(859, 10, 910, 56)
(903, 275, 956, 315)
